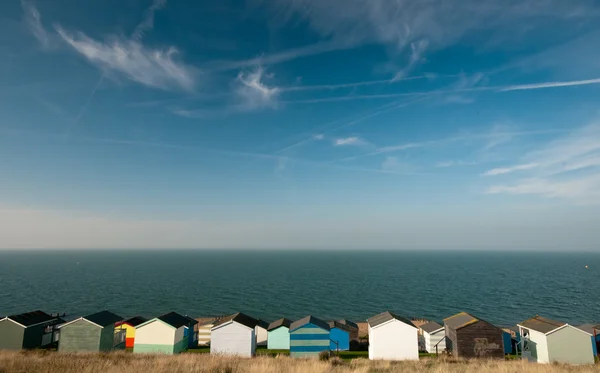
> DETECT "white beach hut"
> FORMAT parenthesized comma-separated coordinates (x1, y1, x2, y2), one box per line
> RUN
(255, 320, 269, 346)
(211, 313, 258, 357)
(518, 315, 594, 364)
(419, 321, 446, 353)
(367, 311, 419, 361)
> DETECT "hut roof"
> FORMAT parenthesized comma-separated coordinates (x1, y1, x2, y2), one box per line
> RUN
(213, 312, 259, 329)
(118, 316, 148, 327)
(6, 310, 57, 327)
(367, 311, 414, 328)
(256, 320, 269, 330)
(444, 312, 480, 330)
(420, 321, 444, 334)
(183, 315, 199, 325)
(577, 324, 600, 334)
(519, 315, 566, 334)
(84, 311, 123, 327)
(290, 316, 330, 332)
(337, 319, 359, 330)
(268, 318, 292, 331)
(158, 312, 192, 328)
(328, 320, 353, 332)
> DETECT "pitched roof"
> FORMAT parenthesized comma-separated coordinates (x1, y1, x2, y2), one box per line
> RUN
(213, 312, 259, 329)
(84, 311, 123, 327)
(519, 315, 566, 334)
(367, 311, 415, 328)
(183, 315, 199, 325)
(290, 316, 330, 332)
(7, 310, 56, 327)
(268, 318, 292, 331)
(328, 320, 353, 332)
(420, 321, 444, 334)
(118, 316, 148, 327)
(158, 312, 193, 328)
(256, 320, 269, 330)
(337, 319, 359, 330)
(577, 324, 600, 335)
(444, 312, 479, 330)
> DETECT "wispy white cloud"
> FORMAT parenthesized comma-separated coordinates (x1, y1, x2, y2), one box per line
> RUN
(56, 27, 196, 91)
(235, 66, 280, 110)
(334, 137, 367, 147)
(254, 0, 597, 57)
(391, 40, 429, 81)
(436, 160, 477, 168)
(207, 40, 349, 71)
(381, 156, 407, 171)
(312, 134, 325, 140)
(499, 78, 600, 92)
(483, 163, 539, 176)
(132, 0, 167, 42)
(21, 1, 53, 49)
(485, 123, 600, 201)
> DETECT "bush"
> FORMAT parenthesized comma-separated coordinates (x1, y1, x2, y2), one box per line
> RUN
(318, 351, 330, 361)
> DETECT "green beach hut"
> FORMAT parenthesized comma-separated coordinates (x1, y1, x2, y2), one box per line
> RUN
(57, 310, 125, 352)
(267, 318, 292, 350)
(0, 310, 63, 350)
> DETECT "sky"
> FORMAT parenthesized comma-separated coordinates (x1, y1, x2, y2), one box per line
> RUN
(1, 0, 600, 250)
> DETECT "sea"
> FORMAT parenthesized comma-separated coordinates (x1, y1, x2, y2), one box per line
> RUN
(0, 250, 598, 326)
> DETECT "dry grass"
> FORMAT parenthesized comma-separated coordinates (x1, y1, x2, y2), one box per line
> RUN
(0, 351, 599, 373)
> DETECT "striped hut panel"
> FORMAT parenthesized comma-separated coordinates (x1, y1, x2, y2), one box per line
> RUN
(290, 323, 330, 357)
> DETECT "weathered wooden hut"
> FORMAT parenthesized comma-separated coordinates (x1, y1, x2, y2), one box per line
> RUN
(577, 324, 600, 357)
(289, 316, 330, 358)
(329, 321, 352, 351)
(180, 314, 199, 348)
(337, 319, 359, 342)
(0, 310, 63, 350)
(134, 312, 191, 354)
(443, 312, 504, 359)
(267, 318, 291, 350)
(115, 316, 147, 348)
(255, 320, 269, 346)
(367, 311, 419, 361)
(58, 310, 125, 352)
(196, 319, 215, 346)
(420, 321, 446, 354)
(518, 316, 594, 364)
(211, 312, 258, 357)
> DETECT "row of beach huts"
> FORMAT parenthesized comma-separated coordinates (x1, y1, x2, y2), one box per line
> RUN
(0, 309, 598, 364)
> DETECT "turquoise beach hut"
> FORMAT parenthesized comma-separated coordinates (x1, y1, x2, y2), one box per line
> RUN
(289, 316, 330, 358)
(267, 318, 292, 350)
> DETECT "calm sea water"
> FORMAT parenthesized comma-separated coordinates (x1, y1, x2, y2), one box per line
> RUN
(0, 250, 598, 326)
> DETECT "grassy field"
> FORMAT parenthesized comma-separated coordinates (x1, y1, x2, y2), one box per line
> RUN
(1, 351, 599, 373)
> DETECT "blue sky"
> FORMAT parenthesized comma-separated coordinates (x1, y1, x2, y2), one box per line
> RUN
(1, 0, 600, 250)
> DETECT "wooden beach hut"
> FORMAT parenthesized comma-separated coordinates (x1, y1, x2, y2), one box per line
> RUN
(443, 312, 504, 359)
(133, 312, 191, 354)
(58, 310, 125, 352)
(115, 316, 147, 348)
(211, 312, 258, 357)
(196, 318, 220, 346)
(577, 324, 600, 357)
(367, 311, 419, 361)
(0, 310, 63, 350)
(337, 319, 359, 342)
(255, 320, 269, 346)
(289, 316, 330, 358)
(329, 321, 352, 351)
(181, 315, 199, 348)
(518, 315, 594, 364)
(419, 321, 446, 354)
(267, 318, 291, 350)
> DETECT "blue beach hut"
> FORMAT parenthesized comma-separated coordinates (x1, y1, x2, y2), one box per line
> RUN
(289, 316, 330, 358)
(329, 321, 352, 351)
